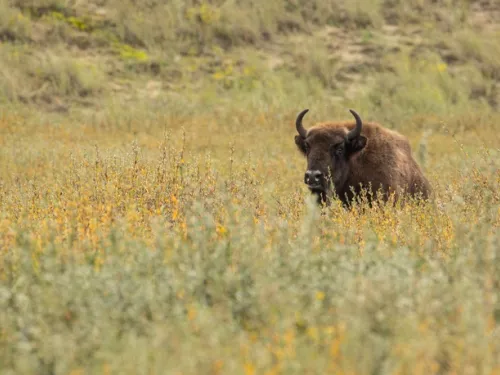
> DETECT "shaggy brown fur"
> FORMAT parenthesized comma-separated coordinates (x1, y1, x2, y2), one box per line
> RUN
(294, 109, 431, 206)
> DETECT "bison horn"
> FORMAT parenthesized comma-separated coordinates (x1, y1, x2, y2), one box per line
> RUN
(296, 109, 309, 138)
(346, 109, 363, 141)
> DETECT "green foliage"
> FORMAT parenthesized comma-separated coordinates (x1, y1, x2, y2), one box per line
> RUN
(48, 11, 90, 31)
(382, 0, 470, 29)
(0, 45, 105, 105)
(210, 58, 259, 91)
(343, 0, 384, 28)
(114, 43, 149, 62)
(361, 51, 493, 126)
(443, 29, 500, 80)
(10, 0, 66, 17)
(288, 40, 342, 90)
(0, 1, 32, 41)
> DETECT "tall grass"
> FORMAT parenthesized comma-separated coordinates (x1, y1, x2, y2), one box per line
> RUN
(0, 44, 105, 107)
(0, 101, 499, 373)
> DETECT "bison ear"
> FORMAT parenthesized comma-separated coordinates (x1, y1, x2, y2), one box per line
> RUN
(347, 135, 367, 154)
(295, 135, 306, 154)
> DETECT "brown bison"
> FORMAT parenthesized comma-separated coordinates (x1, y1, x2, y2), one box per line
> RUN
(294, 108, 431, 206)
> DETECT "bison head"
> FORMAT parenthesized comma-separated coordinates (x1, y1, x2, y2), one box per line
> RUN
(294, 109, 367, 203)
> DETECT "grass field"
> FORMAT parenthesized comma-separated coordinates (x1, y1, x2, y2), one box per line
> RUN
(1, 1, 500, 374)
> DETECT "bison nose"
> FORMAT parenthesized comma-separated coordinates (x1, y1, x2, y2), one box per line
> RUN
(304, 170, 323, 186)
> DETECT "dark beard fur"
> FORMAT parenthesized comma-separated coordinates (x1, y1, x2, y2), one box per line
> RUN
(310, 188, 327, 205)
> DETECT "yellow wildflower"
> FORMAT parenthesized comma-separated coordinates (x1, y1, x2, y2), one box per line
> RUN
(436, 63, 447, 72)
(244, 362, 256, 375)
(315, 291, 325, 301)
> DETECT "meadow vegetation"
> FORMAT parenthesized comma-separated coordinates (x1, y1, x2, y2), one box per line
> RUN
(0, 0, 500, 374)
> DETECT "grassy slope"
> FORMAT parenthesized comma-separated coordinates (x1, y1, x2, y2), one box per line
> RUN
(1, 1, 500, 374)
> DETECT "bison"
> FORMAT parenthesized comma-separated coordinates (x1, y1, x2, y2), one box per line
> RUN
(294, 108, 431, 206)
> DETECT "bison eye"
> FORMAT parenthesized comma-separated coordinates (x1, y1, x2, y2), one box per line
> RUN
(304, 142, 310, 153)
(331, 143, 345, 156)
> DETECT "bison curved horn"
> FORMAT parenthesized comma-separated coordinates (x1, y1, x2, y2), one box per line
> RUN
(295, 109, 309, 138)
(346, 109, 363, 141)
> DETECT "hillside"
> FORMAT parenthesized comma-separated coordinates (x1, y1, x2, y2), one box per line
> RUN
(1, 0, 499, 120)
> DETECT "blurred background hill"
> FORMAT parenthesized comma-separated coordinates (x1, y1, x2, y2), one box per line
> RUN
(0, 0, 498, 126)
